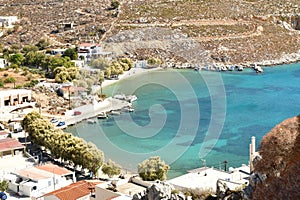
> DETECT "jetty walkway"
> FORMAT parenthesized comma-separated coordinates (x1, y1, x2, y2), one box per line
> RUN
(63, 97, 130, 126)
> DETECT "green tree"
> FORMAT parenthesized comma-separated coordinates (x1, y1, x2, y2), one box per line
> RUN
(22, 45, 39, 54)
(22, 112, 104, 175)
(102, 159, 121, 178)
(119, 58, 134, 70)
(9, 53, 24, 66)
(91, 58, 109, 70)
(147, 57, 162, 66)
(0, 180, 8, 192)
(104, 67, 112, 78)
(97, 71, 105, 94)
(35, 39, 50, 50)
(109, 61, 124, 77)
(10, 44, 20, 54)
(0, 79, 4, 88)
(63, 48, 78, 60)
(138, 156, 170, 181)
(111, 0, 120, 9)
(4, 76, 16, 83)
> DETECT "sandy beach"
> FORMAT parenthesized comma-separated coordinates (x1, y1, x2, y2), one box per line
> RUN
(102, 67, 162, 88)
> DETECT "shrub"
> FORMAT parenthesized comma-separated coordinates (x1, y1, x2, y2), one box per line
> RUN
(111, 0, 120, 9)
(102, 159, 121, 178)
(0, 79, 4, 88)
(138, 156, 170, 181)
(4, 76, 16, 83)
(0, 180, 8, 192)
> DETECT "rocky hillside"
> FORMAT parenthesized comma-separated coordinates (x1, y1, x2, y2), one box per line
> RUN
(0, 0, 300, 65)
(251, 115, 300, 199)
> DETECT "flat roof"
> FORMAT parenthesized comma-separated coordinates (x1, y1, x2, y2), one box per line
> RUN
(0, 89, 31, 97)
(116, 182, 147, 196)
(168, 166, 250, 191)
(0, 138, 24, 152)
(0, 131, 10, 136)
(15, 167, 54, 180)
(15, 163, 73, 181)
(36, 163, 73, 176)
(79, 43, 101, 47)
(43, 180, 103, 200)
(168, 167, 232, 190)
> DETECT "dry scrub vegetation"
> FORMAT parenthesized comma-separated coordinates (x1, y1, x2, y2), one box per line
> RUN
(0, 0, 300, 65)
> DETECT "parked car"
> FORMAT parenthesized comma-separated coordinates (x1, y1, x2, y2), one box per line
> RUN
(56, 121, 66, 127)
(50, 118, 58, 123)
(74, 111, 82, 116)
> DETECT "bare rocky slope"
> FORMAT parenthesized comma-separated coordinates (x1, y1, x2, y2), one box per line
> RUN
(0, 0, 300, 66)
(250, 115, 300, 199)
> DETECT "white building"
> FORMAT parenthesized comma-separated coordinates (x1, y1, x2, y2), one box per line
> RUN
(0, 89, 32, 108)
(167, 165, 250, 192)
(71, 60, 85, 69)
(78, 43, 102, 62)
(0, 58, 8, 68)
(4, 163, 76, 198)
(78, 43, 112, 62)
(50, 49, 67, 56)
(0, 16, 18, 28)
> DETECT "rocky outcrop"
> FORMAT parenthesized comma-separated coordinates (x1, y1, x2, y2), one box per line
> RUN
(133, 182, 186, 200)
(216, 180, 245, 200)
(248, 115, 300, 199)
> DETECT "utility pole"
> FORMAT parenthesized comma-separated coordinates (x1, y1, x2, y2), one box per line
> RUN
(201, 159, 207, 176)
(223, 160, 228, 172)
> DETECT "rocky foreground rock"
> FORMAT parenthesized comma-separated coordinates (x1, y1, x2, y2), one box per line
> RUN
(247, 115, 300, 199)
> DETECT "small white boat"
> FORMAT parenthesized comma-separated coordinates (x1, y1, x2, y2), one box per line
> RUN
(97, 112, 108, 119)
(123, 107, 134, 112)
(237, 66, 244, 71)
(114, 94, 126, 100)
(125, 95, 137, 103)
(114, 94, 137, 103)
(87, 119, 97, 124)
(228, 66, 235, 71)
(111, 111, 121, 115)
(255, 66, 263, 73)
(221, 66, 228, 71)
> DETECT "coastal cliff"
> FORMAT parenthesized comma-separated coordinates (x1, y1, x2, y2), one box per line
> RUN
(249, 115, 300, 199)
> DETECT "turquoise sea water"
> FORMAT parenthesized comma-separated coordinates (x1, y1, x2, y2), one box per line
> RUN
(66, 63, 300, 178)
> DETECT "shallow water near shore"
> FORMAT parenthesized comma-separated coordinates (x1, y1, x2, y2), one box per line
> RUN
(66, 63, 300, 178)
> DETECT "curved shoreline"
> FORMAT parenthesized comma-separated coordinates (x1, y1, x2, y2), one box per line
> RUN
(102, 67, 163, 89)
(101, 55, 300, 89)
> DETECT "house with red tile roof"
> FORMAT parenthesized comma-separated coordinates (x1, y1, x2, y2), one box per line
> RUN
(0, 138, 25, 157)
(3, 163, 75, 198)
(42, 180, 103, 200)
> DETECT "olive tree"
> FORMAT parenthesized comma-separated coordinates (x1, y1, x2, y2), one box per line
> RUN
(102, 159, 121, 178)
(22, 112, 104, 175)
(138, 156, 170, 181)
(0, 180, 8, 192)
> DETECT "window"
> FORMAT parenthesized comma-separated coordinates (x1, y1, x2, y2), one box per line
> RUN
(48, 181, 51, 186)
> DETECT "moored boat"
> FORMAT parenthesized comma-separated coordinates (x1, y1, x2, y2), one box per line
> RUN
(97, 112, 108, 119)
(111, 111, 121, 115)
(87, 119, 97, 124)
